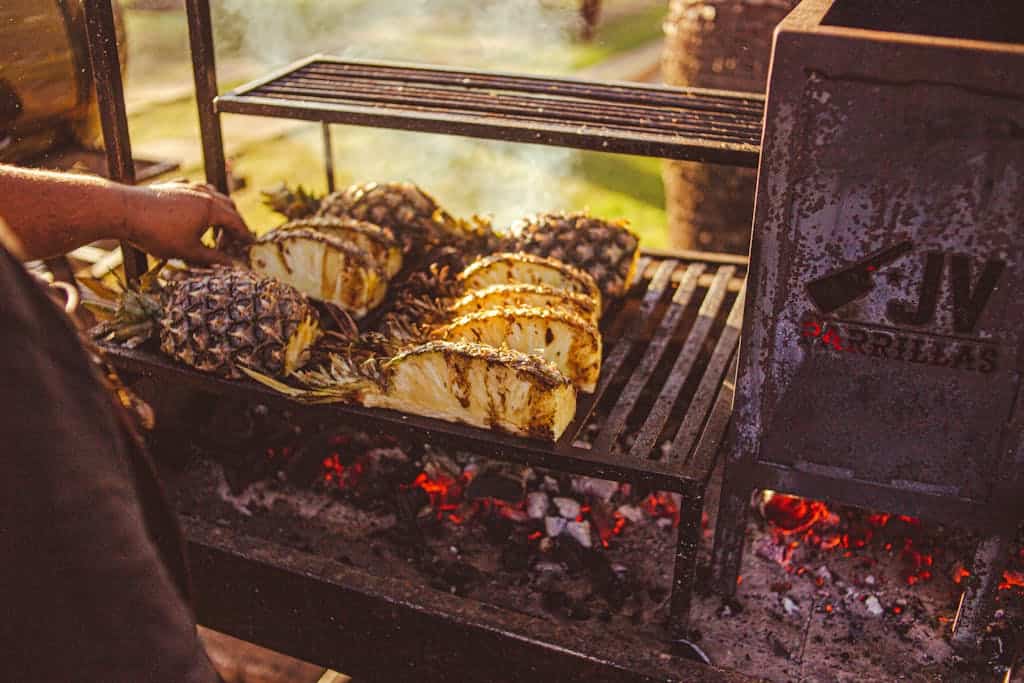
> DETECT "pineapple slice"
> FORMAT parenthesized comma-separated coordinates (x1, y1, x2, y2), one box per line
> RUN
(281, 216, 403, 278)
(432, 306, 602, 393)
(370, 341, 577, 440)
(249, 227, 387, 319)
(248, 340, 578, 441)
(450, 283, 599, 326)
(458, 252, 601, 310)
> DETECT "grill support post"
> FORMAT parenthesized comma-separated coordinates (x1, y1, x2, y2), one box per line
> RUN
(81, 0, 147, 286)
(321, 123, 336, 193)
(185, 0, 229, 195)
(709, 467, 749, 597)
(951, 529, 1014, 651)
(669, 488, 706, 639)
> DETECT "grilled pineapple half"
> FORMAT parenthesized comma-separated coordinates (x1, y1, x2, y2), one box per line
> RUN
(371, 341, 576, 440)
(248, 227, 388, 319)
(246, 340, 577, 441)
(91, 266, 320, 379)
(279, 216, 403, 278)
(432, 306, 602, 393)
(449, 283, 599, 326)
(458, 252, 601, 311)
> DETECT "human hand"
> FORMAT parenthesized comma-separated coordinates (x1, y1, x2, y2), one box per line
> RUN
(123, 180, 254, 266)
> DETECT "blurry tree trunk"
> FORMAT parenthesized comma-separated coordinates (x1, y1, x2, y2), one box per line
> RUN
(580, 0, 602, 41)
(661, 0, 797, 254)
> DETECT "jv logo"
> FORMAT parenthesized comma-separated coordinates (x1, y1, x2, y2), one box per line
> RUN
(806, 241, 1005, 334)
(887, 253, 1005, 333)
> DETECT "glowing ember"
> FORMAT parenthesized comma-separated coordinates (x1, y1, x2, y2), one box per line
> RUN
(321, 453, 364, 489)
(953, 566, 970, 584)
(643, 492, 681, 527)
(762, 493, 835, 536)
(404, 471, 464, 517)
(999, 569, 1024, 591)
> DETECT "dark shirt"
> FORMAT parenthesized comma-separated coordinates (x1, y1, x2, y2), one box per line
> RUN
(0, 245, 219, 682)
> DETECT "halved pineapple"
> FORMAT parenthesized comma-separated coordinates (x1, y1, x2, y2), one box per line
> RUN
(369, 341, 577, 440)
(248, 227, 387, 318)
(458, 252, 601, 310)
(280, 216, 403, 278)
(432, 306, 602, 393)
(449, 283, 599, 326)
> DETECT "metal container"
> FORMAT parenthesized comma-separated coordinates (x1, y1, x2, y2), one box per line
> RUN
(0, 0, 125, 162)
(712, 0, 1024, 650)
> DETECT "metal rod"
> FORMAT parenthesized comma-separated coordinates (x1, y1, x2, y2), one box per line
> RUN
(185, 0, 229, 195)
(321, 122, 335, 193)
(669, 490, 706, 639)
(81, 0, 147, 286)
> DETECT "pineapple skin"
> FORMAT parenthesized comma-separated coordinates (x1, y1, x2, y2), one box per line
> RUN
(316, 181, 443, 253)
(432, 305, 602, 393)
(511, 212, 640, 301)
(449, 283, 600, 326)
(158, 268, 319, 379)
(317, 181, 506, 266)
(458, 252, 601, 310)
(249, 227, 388, 319)
(368, 340, 577, 441)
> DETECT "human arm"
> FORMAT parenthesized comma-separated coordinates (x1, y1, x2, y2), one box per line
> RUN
(0, 164, 252, 264)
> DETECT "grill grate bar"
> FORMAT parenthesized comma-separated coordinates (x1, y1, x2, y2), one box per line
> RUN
(257, 86, 756, 147)
(302, 59, 766, 113)
(627, 265, 736, 460)
(592, 263, 706, 454)
(666, 284, 745, 465)
(217, 58, 763, 166)
(274, 74, 764, 134)
(565, 258, 672, 442)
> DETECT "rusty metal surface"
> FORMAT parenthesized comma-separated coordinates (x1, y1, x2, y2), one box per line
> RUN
(81, 0, 147, 284)
(714, 0, 1024, 649)
(216, 57, 764, 166)
(185, 0, 229, 195)
(732, 0, 1024, 516)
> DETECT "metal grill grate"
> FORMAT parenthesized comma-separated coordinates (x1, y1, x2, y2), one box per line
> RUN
(215, 56, 764, 166)
(102, 251, 745, 493)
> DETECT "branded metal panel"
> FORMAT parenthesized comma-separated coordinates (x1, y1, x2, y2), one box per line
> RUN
(713, 0, 1024, 649)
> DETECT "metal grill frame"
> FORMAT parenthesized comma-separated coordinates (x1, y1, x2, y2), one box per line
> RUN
(80, 0, 760, 675)
(709, 0, 1024, 653)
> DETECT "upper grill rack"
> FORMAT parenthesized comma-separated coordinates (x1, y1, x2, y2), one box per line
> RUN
(216, 56, 764, 167)
(102, 251, 745, 493)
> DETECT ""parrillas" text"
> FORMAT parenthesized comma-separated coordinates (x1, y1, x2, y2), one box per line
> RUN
(799, 317, 998, 374)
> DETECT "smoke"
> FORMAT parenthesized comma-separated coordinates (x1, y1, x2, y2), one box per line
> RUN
(214, 0, 583, 229)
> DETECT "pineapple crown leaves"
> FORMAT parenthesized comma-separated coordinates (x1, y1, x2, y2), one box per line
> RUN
(261, 182, 324, 220)
(88, 260, 170, 347)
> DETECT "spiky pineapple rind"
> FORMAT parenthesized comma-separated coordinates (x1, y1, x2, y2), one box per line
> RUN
(432, 305, 602, 393)
(386, 340, 570, 390)
(155, 267, 320, 379)
(449, 283, 599, 324)
(278, 216, 399, 251)
(512, 211, 640, 301)
(458, 252, 601, 306)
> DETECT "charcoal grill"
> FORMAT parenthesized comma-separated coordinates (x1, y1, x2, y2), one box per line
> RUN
(77, 0, 764, 679)
(710, 0, 1024, 653)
